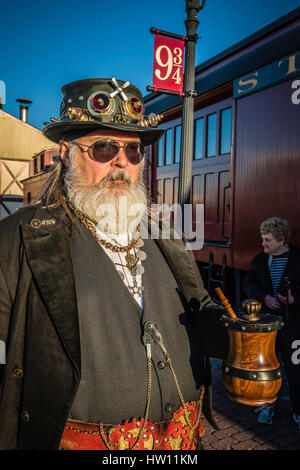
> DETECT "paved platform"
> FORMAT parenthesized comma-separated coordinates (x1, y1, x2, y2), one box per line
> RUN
(202, 365, 300, 450)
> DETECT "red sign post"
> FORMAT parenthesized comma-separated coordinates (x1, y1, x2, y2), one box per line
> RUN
(152, 34, 185, 95)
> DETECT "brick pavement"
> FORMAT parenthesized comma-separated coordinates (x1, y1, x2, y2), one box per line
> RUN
(201, 364, 300, 450)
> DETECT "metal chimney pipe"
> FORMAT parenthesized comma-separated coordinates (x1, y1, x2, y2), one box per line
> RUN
(16, 97, 32, 123)
(19, 105, 28, 122)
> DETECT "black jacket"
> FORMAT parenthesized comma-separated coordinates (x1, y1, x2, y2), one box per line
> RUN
(243, 244, 300, 316)
(0, 205, 228, 449)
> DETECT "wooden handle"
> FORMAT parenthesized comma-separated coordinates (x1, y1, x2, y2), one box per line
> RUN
(215, 287, 237, 319)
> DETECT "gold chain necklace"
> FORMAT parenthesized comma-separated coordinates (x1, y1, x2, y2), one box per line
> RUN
(74, 208, 140, 253)
(73, 209, 144, 275)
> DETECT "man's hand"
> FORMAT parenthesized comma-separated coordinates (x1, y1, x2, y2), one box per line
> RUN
(264, 295, 281, 309)
(277, 290, 294, 305)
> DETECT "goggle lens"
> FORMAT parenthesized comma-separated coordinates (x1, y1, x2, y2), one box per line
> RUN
(92, 140, 144, 164)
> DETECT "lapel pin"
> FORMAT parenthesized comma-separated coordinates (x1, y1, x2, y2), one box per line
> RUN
(30, 219, 41, 229)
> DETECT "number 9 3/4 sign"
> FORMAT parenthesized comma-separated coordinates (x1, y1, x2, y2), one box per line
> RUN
(152, 34, 185, 94)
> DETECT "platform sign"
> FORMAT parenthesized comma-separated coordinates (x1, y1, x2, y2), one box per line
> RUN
(234, 50, 300, 99)
(152, 34, 185, 95)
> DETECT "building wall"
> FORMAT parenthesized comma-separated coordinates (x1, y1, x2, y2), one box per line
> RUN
(0, 159, 29, 219)
(0, 159, 29, 196)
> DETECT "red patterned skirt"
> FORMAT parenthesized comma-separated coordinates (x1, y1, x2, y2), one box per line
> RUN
(59, 401, 204, 450)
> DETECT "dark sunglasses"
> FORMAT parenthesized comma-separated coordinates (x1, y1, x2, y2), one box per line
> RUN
(71, 139, 144, 165)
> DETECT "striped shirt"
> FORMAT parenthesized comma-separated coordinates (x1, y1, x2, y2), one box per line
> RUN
(268, 251, 289, 297)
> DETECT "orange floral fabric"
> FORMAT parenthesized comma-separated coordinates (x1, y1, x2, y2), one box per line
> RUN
(59, 401, 204, 450)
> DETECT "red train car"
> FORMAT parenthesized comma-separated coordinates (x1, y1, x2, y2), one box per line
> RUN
(143, 8, 300, 304)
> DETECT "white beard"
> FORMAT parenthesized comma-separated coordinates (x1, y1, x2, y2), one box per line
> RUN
(64, 145, 148, 235)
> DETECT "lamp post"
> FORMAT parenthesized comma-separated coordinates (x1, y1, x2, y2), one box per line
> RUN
(178, 0, 205, 211)
(148, 0, 206, 230)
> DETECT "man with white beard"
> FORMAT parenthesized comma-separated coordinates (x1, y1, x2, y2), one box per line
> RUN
(61, 130, 148, 306)
(0, 78, 227, 451)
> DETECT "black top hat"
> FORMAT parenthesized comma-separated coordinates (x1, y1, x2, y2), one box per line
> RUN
(43, 78, 164, 145)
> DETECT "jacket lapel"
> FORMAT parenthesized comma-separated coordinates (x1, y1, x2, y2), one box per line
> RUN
(154, 235, 213, 310)
(21, 206, 81, 374)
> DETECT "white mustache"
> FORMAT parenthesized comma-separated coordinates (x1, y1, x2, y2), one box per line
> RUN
(100, 170, 132, 187)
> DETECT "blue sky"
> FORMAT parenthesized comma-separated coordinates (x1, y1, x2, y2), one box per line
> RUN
(1, 0, 299, 129)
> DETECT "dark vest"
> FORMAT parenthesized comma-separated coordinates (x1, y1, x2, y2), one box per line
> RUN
(70, 222, 203, 424)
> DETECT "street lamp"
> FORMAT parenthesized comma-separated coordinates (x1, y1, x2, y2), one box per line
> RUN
(178, 0, 205, 209)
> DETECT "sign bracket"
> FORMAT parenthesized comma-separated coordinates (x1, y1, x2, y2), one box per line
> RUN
(146, 85, 181, 96)
(150, 27, 199, 43)
(146, 86, 198, 98)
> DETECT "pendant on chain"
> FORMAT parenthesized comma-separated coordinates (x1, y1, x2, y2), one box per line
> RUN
(125, 249, 147, 275)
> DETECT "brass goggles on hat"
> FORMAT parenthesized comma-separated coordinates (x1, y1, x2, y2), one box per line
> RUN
(71, 139, 144, 164)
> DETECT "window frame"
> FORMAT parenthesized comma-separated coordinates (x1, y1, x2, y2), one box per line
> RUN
(155, 97, 232, 168)
(193, 99, 232, 162)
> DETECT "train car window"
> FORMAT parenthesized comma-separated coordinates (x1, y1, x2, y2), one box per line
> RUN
(175, 125, 181, 163)
(165, 129, 173, 165)
(33, 157, 38, 174)
(40, 153, 45, 171)
(207, 113, 217, 157)
(195, 118, 204, 159)
(157, 135, 164, 166)
(220, 108, 232, 154)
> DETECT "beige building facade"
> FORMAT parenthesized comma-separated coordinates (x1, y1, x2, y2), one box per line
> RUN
(0, 109, 57, 218)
